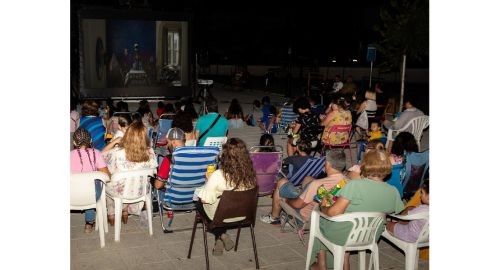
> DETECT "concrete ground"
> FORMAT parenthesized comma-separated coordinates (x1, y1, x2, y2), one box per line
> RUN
(71, 83, 429, 269)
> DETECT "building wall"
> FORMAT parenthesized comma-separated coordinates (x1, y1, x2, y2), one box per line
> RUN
(205, 65, 429, 84)
(155, 21, 189, 86)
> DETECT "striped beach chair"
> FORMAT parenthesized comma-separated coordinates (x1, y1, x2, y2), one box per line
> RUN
(277, 104, 298, 135)
(288, 157, 326, 186)
(155, 146, 220, 233)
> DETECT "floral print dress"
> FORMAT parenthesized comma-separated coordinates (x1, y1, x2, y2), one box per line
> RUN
(103, 147, 158, 215)
(321, 110, 352, 145)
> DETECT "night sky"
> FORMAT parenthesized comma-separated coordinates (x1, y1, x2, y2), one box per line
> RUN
(72, 0, 425, 67)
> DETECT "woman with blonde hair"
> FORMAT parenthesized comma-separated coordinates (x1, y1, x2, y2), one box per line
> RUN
(355, 90, 378, 139)
(196, 138, 257, 256)
(103, 121, 158, 226)
(309, 149, 404, 270)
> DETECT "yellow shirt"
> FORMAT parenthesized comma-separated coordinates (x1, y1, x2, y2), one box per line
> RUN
(368, 130, 383, 141)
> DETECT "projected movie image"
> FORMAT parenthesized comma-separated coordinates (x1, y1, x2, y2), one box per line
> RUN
(81, 18, 187, 90)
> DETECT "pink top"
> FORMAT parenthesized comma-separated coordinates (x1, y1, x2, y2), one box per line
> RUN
(70, 110, 79, 133)
(298, 173, 345, 221)
(70, 148, 107, 173)
(393, 204, 429, 242)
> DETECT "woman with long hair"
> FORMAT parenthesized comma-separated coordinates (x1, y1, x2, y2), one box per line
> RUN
(70, 128, 111, 233)
(196, 138, 257, 256)
(103, 121, 158, 226)
(225, 98, 245, 128)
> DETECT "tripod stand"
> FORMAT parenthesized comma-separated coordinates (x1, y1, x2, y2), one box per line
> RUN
(196, 79, 213, 116)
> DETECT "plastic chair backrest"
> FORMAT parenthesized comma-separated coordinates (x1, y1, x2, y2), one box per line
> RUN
(249, 145, 283, 195)
(165, 146, 220, 205)
(288, 157, 326, 186)
(209, 187, 259, 229)
(319, 210, 386, 247)
(203, 136, 227, 150)
(70, 171, 109, 209)
(387, 115, 429, 151)
(157, 119, 173, 137)
(402, 150, 429, 199)
(110, 169, 155, 200)
(389, 211, 429, 244)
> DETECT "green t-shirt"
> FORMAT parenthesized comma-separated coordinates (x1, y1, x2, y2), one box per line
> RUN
(319, 178, 404, 245)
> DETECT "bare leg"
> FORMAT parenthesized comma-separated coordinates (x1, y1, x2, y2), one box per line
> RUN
(343, 252, 350, 270)
(302, 176, 314, 188)
(310, 250, 327, 270)
(287, 141, 296, 156)
(271, 178, 288, 218)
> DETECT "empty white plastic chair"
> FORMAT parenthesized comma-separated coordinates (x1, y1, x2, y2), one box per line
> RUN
(70, 171, 110, 248)
(305, 206, 385, 270)
(106, 169, 155, 242)
(203, 136, 227, 150)
(386, 115, 429, 151)
(370, 211, 429, 270)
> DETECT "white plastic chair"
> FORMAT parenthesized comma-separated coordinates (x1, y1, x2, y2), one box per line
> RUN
(203, 136, 227, 150)
(70, 171, 110, 248)
(107, 169, 155, 242)
(386, 115, 429, 151)
(370, 211, 429, 270)
(305, 207, 385, 270)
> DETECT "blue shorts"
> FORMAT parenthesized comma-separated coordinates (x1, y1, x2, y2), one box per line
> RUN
(279, 181, 313, 199)
(279, 182, 300, 199)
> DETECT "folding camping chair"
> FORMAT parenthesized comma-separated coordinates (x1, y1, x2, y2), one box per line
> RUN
(287, 157, 326, 186)
(402, 150, 429, 200)
(249, 145, 284, 196)
(153, 146, 220, 233)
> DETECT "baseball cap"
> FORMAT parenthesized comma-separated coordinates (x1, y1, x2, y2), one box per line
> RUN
(166, 128, 185, 141)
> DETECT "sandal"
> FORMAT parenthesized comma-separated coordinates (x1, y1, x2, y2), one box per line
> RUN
(84, 221, 95, 234)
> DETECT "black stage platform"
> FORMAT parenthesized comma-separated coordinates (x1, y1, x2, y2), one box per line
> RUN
(79, 85, 192, 101)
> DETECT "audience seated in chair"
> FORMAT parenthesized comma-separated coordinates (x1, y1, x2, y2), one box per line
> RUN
(309, 150, 404, 270)
(354, 90, 378, 141)
(78, 100, 107, 151)
(260, 150, 346, 225)
(102, 122, 158, 226)
(383, 97, 424, 152)
(287, 97, 323, 156)
(70, 128, 111, 234)
(172, 111, 197, 142)
(281, 139, 314, 178)
(225, 98, 245, 129)
(320, 96, 352, 148)
(153, 128, 186, 190)
(386, 179, 429, 242)
(195, 97, 229, 146)
(196, 138, 257, 256)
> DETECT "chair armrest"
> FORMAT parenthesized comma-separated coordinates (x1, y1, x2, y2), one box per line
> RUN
(388, 212, 428, 221)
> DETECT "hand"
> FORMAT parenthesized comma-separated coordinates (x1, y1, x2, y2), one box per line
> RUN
(320, 197, 330, 208)
(110, 137, 122, 146)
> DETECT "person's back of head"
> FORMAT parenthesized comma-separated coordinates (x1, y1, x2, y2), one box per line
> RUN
(206, 97, 219, 113)
(360, 150, 392, 180)
(258, 133, 275, 152)
(157, 101, 165, 109)
(366, 139, 385, 152)
(293, 96, 311, 114)
(164, 103, 175, 114)
(73, 127, 93, 149)
(253, 99, 261, 109)
(262, 96, 270, 105)
(82, 100, 100, 117)
(297, 139, 312, 156)
(325, 149, 346, 173)
(392, 132, 418, 156)
(117, 116, 130, 129)
(116, 101, 129, 112)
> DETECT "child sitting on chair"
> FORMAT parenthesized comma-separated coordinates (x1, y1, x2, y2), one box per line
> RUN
(366, 121, 383, 141)
(386, 179, 429, 242)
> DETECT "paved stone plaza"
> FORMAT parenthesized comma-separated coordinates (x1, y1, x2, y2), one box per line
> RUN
(71, 84, 429, 269)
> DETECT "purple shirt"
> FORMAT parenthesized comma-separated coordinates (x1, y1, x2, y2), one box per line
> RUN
(393, 204, 429, 242)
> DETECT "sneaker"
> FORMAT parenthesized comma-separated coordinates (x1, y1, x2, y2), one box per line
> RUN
(260, 214, 280, 225)
(212, 239, 224, 256)
(220, 233, 234, 251)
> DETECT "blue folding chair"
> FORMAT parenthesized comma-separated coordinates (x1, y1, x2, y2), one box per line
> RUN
(154, 118, 173, 148)
(402, 150, 429, 200)
(155, 146, 220, 233)
(277, 104, 298, 136)
(288, 157, 326, 186)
